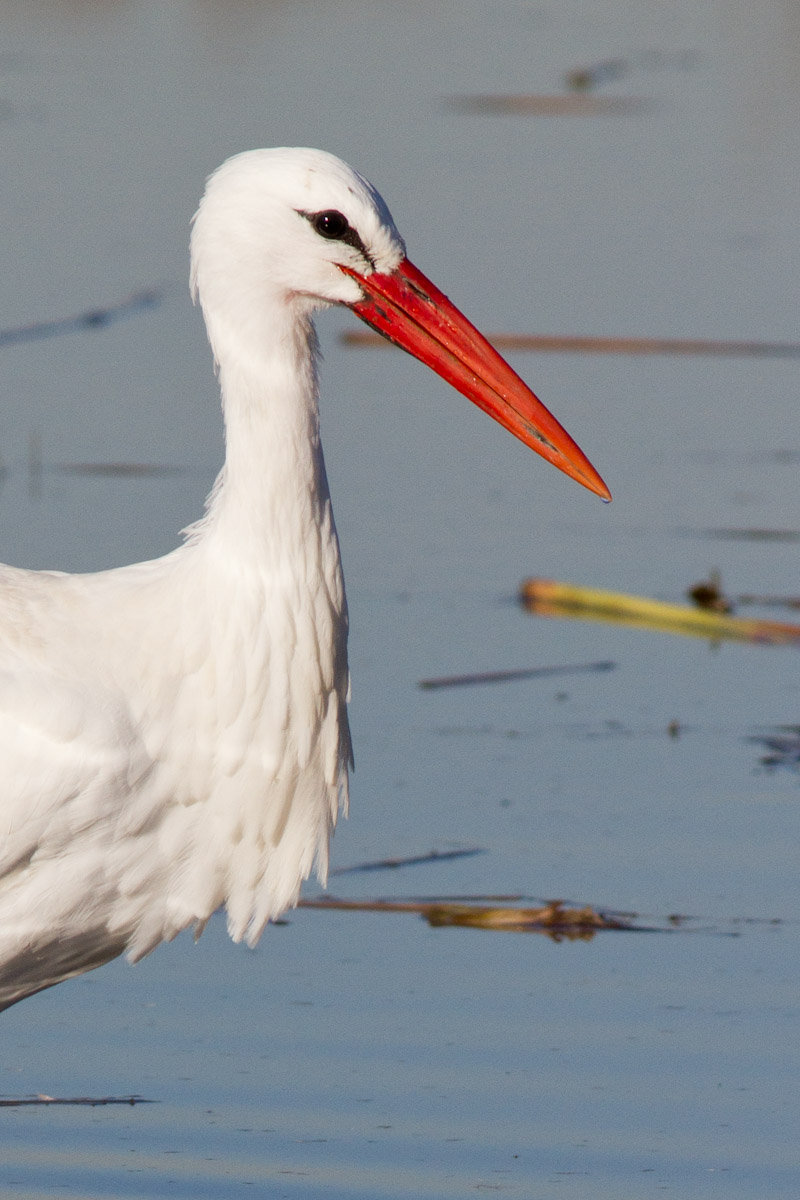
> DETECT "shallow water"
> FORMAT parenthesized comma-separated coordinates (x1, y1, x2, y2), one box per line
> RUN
(1, 2, 799, 1196)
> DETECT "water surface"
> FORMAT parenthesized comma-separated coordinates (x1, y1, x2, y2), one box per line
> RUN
(1, 2, 799, 1196)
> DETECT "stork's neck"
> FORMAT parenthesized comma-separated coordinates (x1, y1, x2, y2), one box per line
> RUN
(199, 310, 334, 568)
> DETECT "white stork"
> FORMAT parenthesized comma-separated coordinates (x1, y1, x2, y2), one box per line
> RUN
(0, 148, 609, 1009)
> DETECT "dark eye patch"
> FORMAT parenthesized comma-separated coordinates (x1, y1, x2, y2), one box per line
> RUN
(298, 209, 375, 268)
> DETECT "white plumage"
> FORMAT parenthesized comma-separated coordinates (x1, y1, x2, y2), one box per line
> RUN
(0, 148, 608, 1009)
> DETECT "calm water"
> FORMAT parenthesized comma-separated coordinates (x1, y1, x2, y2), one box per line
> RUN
(1, 2, 799, 1196)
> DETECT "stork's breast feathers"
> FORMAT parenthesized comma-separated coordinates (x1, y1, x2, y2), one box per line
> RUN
(0, 556, 351, 971)
(115, 554, 352, 954)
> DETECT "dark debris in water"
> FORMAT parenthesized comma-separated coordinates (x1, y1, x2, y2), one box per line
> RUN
(566, 48, 701, 92)
(694, 528, 800, 543)
(687, 570, 733, 614)
(300, 896, 658, 940)
(418, 660, 615, 691)
(342, 329, 800, 357)
(421, 899, 636, 939)
(687, 571, 800, 616)
(738, 593, 800, 611)
(566, 58, 629, 91)
(330, 848, 486, 875)
(446, 93, 650, 116)
(0, 1094, 156, 1107)
(299, 895, 793, 940)
(0, 289, 164, 349)
(749, 726, 800, 775)
(53, 463, 184, 478)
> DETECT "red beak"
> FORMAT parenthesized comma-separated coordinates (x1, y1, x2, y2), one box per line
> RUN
(341, 257, 610, 501)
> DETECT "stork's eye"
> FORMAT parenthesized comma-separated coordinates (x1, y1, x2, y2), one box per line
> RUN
(313, 210, 350, 240)
(299, 208, 375, 268)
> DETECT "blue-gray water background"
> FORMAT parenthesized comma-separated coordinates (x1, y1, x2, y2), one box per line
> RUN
(1, 3, 799, 1196)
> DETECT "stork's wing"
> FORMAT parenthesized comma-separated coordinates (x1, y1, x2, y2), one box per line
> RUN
(0, 668, 150, 1008)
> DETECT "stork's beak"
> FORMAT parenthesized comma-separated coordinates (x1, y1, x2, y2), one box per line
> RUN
(342, 257, 610, 501)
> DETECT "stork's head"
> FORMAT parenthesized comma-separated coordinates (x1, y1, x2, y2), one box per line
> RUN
(191, 147, 610, 500)
(191, 148, 403, 313)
